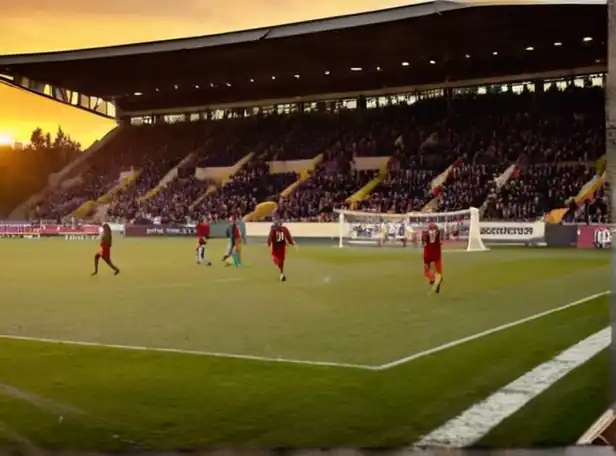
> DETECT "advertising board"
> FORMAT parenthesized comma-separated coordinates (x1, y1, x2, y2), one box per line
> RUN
(124, 225, 197, 237)
(123, 221, 245, 238)
(544, 223, 578, 247)
(0, 220, 546, 245)
(577, 225, 614, 249)
(478, 222, 544, 243)
(0, 224, 99, 239)
(245, 221, 545, 245)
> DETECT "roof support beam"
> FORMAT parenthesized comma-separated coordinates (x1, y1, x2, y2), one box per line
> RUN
(0, 74, 116, 119)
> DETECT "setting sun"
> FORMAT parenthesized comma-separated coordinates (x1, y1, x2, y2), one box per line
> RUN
(0, 134, 15, 146)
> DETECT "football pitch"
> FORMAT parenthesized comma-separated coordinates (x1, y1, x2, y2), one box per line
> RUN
(0, 238, 610, 450)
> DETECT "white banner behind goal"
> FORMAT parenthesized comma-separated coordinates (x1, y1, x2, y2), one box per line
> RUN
(335, 207, 488, 252)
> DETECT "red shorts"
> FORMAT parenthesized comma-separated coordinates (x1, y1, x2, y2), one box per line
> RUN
(197, 237, 206, 246)
(423, 256, 440, 264)
(423, 248, 441, 264)
(100, 244, 111, 260)
(271, 248, 286, 265)
(424, 257, 442, 274)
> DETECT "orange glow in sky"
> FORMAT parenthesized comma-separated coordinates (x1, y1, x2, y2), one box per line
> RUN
(0, 0, 414, 147)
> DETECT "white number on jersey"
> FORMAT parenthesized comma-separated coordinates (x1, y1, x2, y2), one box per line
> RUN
(428, 229, 438, 244)
(276, 230, 286, 243)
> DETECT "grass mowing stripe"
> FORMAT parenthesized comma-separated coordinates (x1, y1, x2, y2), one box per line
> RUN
(0, 422, 36, 449)
(0, 292, 607, 372)
(377, 291, 609, 370)
(0, 295, 606, 449)
(415, 326, 611, 448)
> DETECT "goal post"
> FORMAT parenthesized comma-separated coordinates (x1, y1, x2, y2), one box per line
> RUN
(335, 207, 488, 252)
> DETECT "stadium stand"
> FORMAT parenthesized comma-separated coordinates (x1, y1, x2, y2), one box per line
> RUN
(28, 85, 605, 223)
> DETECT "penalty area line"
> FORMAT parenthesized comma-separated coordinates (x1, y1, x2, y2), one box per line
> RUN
(0, 334, 377, 371)
(375, 291, 610, 371)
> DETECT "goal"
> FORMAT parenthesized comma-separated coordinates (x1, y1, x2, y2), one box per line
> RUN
(335, 207, 488, 252)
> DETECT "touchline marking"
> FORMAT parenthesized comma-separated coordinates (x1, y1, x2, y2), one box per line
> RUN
(0, 334, 377, 371)
(375, 291, 609, 370)
(415, 326, 611, 447)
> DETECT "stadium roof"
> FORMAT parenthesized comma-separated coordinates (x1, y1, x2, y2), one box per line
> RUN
(0, 0, 607, 115)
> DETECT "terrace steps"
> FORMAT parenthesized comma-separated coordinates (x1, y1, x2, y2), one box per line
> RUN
(189, 152, 254, 210)
(71, 169, 140, 218)
(345, 166, 389, 206)
(279, 153, 324, 198)
(138, 152, 196, 202)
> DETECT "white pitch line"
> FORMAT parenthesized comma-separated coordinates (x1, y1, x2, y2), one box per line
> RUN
(375, 291, 609, 370)
(0, 334, 377, 371)
(415, 326, 611, 448)
(0, 383, 85, 416)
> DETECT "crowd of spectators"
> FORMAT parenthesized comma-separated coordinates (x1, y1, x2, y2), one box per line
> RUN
(482, 164, 595, 221)
(196, 163, 297, 221)
(36, 122, 212, 220)
(108, 175, 210, 225)
(33, 84, 607, 224)
(573, 183, 611, 224)
(277, 169, 378, 222)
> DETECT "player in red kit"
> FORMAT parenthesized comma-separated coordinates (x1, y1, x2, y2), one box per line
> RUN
(422, 222, 443, 293)
(267, 219, 296, 282)
(196, 217, 212, 266)
(92, 223, 120, 276)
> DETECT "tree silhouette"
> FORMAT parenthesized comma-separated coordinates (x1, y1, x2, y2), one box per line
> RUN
(30, 127, 45, 150)
(53, 126, 66, 149)
(0, 126, 84, 217)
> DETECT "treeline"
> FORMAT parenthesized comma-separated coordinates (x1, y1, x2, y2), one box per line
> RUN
(0, 127, 82, 216)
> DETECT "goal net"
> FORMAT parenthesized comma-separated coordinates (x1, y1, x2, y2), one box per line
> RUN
(335, 207, 488, 252)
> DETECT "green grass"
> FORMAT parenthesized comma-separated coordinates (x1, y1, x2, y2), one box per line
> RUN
(0, 239, 610, 450)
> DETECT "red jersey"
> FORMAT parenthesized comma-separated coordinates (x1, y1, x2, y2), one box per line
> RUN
(268, 225, 294, 251)
(100, 231, 112, 247)
(99, 230, 112, 259)
(196, 222, 210, 244)
(231, 223, 241, 242)
(422, 224, 441, 260)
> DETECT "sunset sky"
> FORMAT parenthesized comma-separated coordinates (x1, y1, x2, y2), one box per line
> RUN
(0, 0, 413, 149)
